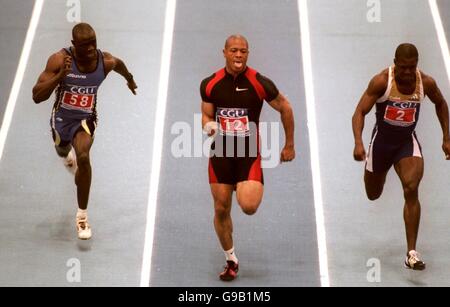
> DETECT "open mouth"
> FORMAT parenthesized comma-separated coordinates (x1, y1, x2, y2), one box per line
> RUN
(233, 60, 243, 69)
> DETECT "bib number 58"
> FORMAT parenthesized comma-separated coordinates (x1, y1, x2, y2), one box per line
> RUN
(63, 92, 94, 109)
(70, 94, 91, 107)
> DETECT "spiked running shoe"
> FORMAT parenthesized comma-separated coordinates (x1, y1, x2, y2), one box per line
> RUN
(76, 215, 92, 240)
(404, 250, 426, 270)
(219, 260, 239, 281)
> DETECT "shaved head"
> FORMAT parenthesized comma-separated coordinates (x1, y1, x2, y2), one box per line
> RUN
(395, 43, 419, 60)
(394, 43, 419, 85)
(71, 22, 97, 62)
(225, 34, 248, 49)
(72, 22, 95, 41)
(223, 34, 249, 76)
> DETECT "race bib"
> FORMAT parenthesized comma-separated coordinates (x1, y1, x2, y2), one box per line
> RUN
(384, 105, 416, 126)
(62, 92, 94, 111)
(216, 108, 250, 136)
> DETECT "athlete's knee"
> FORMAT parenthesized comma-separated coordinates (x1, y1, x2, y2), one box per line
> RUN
(367, 195, 379, 201)
(403, 180, 420, 198)
(366, 191, 382, 201)
(214, 202, 231, 219)
(55, 144, 71, 157)
(242, 205, 258, 215)
(76, 152, 91, 169)
(238, 199, 260, 215)
(364, 179, 384, 201)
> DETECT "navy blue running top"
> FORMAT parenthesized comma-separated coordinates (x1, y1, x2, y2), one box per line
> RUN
(53, 47, 106, 119)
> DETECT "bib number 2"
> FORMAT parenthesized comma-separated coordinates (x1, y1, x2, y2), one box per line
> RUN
(384, 106, 416, 126)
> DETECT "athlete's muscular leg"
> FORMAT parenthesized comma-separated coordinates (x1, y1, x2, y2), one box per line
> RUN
(364, 170, 388, 200)
(72, 131, 93, 210)
(211, 183, 235, 251)
(236, 180, 263, 215)
(394, 157, 424, 252)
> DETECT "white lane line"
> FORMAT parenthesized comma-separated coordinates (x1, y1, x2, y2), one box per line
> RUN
(297, 0, 330, 287)
(0, 0, 44, 162)
(429, 0, 450, 84)
(140, 0, 177, 287)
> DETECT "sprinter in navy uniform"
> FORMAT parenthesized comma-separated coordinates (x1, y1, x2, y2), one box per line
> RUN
(33, 23, 137, 240)
(201, 35, 295, 281)
(352, 43, 450, 270)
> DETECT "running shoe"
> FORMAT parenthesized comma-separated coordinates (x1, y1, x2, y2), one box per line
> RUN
(76, 215, 92, 240)
(219, 260, 239, 281)
(404, 250, 426, 270)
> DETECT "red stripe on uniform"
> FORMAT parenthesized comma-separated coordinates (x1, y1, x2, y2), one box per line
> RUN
(208, 159, 218, 184)
(206, 68, 226, 99)
(245, 67, 266, 101)
(247, 155, 262, 182)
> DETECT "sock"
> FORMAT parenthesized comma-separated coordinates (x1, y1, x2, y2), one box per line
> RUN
(77, 209, 87, 219)
(224, 247, 238, 264)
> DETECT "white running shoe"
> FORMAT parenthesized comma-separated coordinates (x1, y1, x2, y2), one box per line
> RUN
(63, 148, 77, 175)
(404, 250, 426, 270)
(76, 215, 92, 240)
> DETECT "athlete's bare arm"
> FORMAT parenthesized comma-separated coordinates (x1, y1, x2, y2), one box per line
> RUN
(352, 70, 389, 161)
(103, 52, 137, 95)
(32, 51, 72, 104)
(202, 101, 216, 137)
(268, 93, 295, 162)
(422, 73, 450, 159)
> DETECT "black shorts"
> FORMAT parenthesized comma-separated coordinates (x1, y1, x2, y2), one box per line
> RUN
(50, 110, 97, 147)
(208, 155, 263, 185)
(366, 130, 422, 173)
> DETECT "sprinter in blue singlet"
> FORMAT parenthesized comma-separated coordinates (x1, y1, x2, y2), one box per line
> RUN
(33, 23, 137, 240)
